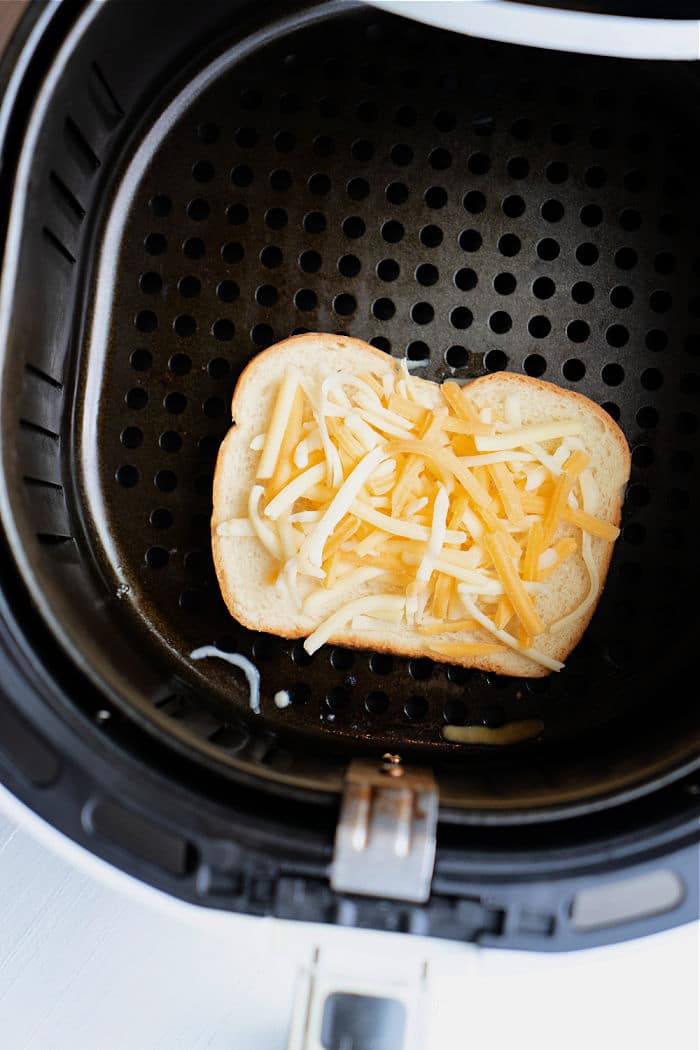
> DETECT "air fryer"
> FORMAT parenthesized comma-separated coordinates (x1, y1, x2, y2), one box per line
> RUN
(0, 0, 698, 955)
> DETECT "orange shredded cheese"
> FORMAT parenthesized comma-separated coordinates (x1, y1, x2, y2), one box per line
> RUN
(230, 358, 624, 669)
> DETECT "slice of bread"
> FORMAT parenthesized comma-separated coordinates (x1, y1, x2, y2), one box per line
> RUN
(212, 334, 630, 676)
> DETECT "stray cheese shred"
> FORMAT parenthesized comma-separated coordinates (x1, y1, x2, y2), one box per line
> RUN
(221, 359, 624, 674)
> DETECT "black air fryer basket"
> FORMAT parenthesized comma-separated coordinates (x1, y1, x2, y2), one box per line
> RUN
(0, 0, 698, 951)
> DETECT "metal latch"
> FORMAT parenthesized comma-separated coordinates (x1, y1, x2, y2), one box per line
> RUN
(330, 755, 438, 903)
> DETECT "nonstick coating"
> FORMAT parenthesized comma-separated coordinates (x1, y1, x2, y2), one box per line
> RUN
(79, 7, 699, 779)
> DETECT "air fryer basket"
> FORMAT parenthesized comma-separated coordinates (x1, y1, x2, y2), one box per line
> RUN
(0, 0, 698, 946)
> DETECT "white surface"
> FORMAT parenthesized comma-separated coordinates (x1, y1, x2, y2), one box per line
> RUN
(369, 1, 700, 60)
(0, 799, 698, 1050)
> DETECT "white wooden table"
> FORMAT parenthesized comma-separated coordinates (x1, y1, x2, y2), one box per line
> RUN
(0, 792, 697, 1050)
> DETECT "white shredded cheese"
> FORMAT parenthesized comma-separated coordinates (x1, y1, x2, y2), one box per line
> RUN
(248, 485, 282, 559)
(250, 434, 266, 451)
(303, 594, 405, 654)
(475, 421, 582, 452)
(190, 646, 261, 713)
(417, 484, 448, 584)
(274, 690, 292, 709)
(263, 461, 326, 520)
(457, 592, 564, 672)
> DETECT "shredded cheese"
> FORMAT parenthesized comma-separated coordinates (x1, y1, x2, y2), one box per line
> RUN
(236, 361, 623, 672)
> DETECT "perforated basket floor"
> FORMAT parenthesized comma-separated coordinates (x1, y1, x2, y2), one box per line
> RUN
(81, 7, 699, 760)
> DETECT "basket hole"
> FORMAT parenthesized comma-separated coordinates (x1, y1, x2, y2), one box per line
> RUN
(580, 204, 603, 228)
(421, 224, 443, 248)
(610, 286, 633, 309)
(412, 302, 434, 325)
(333, 293, 356, 316)
(511, 117, 533, 141)
(155, 469, 177, 493)
(352, 139, 375, 162)
(265, 208, 287, 231)
(370, 337, 391, 353)
(326, 687, 349, 712)
(183, 237, 204, 260)
(330, 648, 354, 670)
(498, 233, 520, 256)
(563, 358, 586, 382)
(203, 397, 226, 419)
(373, 297, 395, 320)
(390, 143, 413, 166)
(532, 276, 554, 300)
(365, 691, 389, 715)
(144, 233, 167, 255)
(468, 151, 491, 175)
(164, 392, 187, 414)
(567, 320, 590, 344)
(291, 641, 313, 667)
(404, 696, 428, 721)
(139, 272, 162, 295)
(304, 211, 326, 234)
(382, 220, 404, 244)
(212, 319, 234, 341)
(221, 242, 244, 264)
(632, 445, 654, 468)
(507, 156, 528, 179)
(342, 177, 368, 202)
(615, 247, 637, 270)
(551, 123, 573, 145)
(126, 388, 148, 410)
(169, 353, 191, 376)
(602, 401, 620, 421)
(528, 315, 551, 339)
(455, 267, 477, 291)
(121, 426, 143, 449)
(343, 216, 365, 239)
(489, 311, 512, 334)
(485, 348, 507, 372)
(150, 508, 172, 530)
(451, 307, 472, 330)
(294, 289, 317, 311)
(641, 367, 663, 391)
(655, 252, 675, 275)
(308, 173, 331, 196)
(178, 276, 201, 298)
(395, 104, 417, 127)
(130, 348, 153, 371)
(546, 161, 568, 183)
(445, 345, 468, 368)
(537, 238, 559, 261)
(407, 341, 430, 361)
(464, 191, 485, 214)
(636, 405, 658, 428)
(146, 546, 169, 569)
(426, 186, 448, 209)
(571, 281, 594, 304)
(251, 324, 274, 347)
(650, 290, 672, 313)
(227, 203, 249, 226)
(300, 250, 322, 274)
(430, 148, 452, 170)
(369, 653, 393, 675)
(602, 363, 624, 386)
(149, 194, 172, 217)
(311, 134, 332, 156)
(541, 199, 564, 223)
(606, 324, 629, 348)
(135, 310, 157, 333)
(524, 354, 546, 377)
(503, 195, 524, 219)
(116, 465, 139, 488)
(338, 254, 361, 277)
(159, 430, 182, 453)
(459, 229, 482, 251)
(217, 280, 239, 303)
(378, 259, 400, 282)
(197, 121, 219, 143)
(584, 165, 606, 188)
(231, 164, 253, 188)
(415, 263, 437, 286)
(576, 243, 598, 265)
(443, 699, 467, 726)
(187, 199, 209, 222)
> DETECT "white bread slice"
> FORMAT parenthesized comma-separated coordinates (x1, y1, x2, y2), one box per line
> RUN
(212, 334, 630, 677)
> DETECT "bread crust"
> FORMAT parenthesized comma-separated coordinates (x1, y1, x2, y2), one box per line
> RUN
(212, 336, 630, 676)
